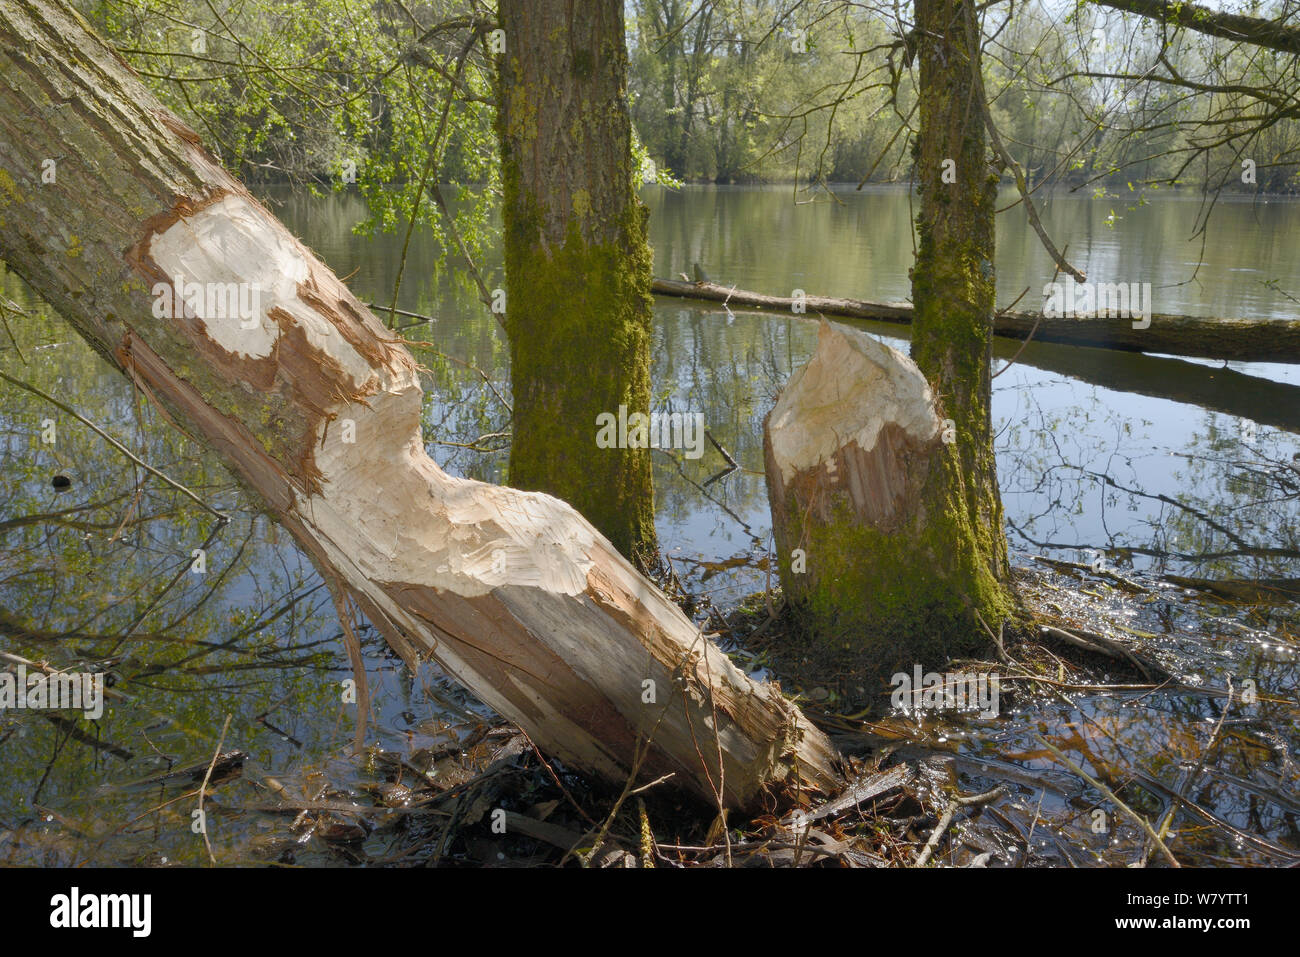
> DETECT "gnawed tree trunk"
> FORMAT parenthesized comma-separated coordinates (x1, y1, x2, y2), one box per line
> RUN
(651, 278, 1300, 365)
(496, 0, 657, 564)
(764, 321, 961, 687)
(764, 0, 1014, 687)
(0, 0, 840, 811)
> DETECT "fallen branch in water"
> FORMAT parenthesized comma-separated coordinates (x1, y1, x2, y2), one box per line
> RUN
(652, 278, 1300, 364)
(1039, 624, 1169, 683)
(1031, 554, 1144, 593)
(1163, 574, 1300, 604)
(791, 764, 912, 826)
(913, 785, 1007, 867)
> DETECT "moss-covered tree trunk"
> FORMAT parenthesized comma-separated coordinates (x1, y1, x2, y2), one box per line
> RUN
(765, 0, 1013, 694)
(909, 0, 1013, 619)
(496, 0, 657, 564)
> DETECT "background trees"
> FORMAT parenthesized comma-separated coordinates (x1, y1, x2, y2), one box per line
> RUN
(69, 0, 1300, 199)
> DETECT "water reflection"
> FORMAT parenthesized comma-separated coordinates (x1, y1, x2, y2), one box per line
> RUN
(1, 185, 1296, 865)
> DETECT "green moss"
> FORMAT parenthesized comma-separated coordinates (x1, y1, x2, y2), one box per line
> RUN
(495, 13, 657, 564)
(501, 189, 657, 562)
(571, 48, 594, 80)
(777, 448, 1011, 697)
(0, 167, 20, 207)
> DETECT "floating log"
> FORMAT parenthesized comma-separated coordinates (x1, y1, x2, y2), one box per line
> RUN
(653, 278, 1300, 364)
(0, 0, 842, 811)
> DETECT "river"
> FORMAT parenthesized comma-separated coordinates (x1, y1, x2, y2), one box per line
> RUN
(0, 184, 1295, 865)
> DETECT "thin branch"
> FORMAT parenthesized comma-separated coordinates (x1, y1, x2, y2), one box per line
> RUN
(0, 368, 227, 522)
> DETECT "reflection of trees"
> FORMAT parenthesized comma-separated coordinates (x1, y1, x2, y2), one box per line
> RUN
(649, 304, 820, 600)
(988, 370, 1300, 863)
(997, 378, 1300, 581)
(0, 275, 385, 866)
(7, 186, 1297, 864)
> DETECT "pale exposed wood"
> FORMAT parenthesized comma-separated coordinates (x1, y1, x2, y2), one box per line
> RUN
(653, 278, 1300, 364)
(0, 0, 841, 811)
(764, 320, 946, 599)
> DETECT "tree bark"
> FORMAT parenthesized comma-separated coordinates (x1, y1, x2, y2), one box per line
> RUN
(651, 278, 1300, 364)
(904, 0, 1015, 642)
(496, 0, 657, 564)
(1090, 0, 1300, 57)
(0, 0, 840, 811)
(764, 321, 957, 687)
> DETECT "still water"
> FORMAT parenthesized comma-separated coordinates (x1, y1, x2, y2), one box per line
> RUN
(0, 184, 1296, 865)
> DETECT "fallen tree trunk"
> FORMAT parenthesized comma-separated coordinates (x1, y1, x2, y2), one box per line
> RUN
(654, 285, 1300, 435)
(764, 319, 971, 691)
(653, 278, 1300, 364)
(0, 0, 841, 811)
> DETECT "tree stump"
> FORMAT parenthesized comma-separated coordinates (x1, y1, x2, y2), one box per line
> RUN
(764, 320, 993, 693)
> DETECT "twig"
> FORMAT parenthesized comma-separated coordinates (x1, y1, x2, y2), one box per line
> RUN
(385, 33, 478, 327)
(198, 713, 232, 865)
(973, 607, 1011, 664)
(704, 429, 739, 469)
(629, 773, 676, 796)
(1146, 677, 1234, 866)
(1039, 624, 1165, 682)
(516, 726, 598, 828)
(403, 340, 512, 415)
(362, 302, 439, 324)
(1033, 734, 1180, 867)
(913, 785, 1005, 867)
(964, 5, 1085, 282)
(0, 296, 28, 364)
(992, 271, 1060, 379)
(430, 182, 506, 334)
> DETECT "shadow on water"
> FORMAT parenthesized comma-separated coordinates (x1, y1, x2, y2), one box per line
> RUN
(0, 185, 1296, 865)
